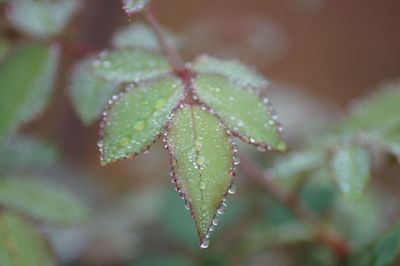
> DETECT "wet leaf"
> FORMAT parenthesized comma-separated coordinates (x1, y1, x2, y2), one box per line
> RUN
(166, 105, 234, 247)
(370, 219, 400, 266)
(192, 55, 268, 89)
(0, 43, 59, 139)
(0, 212, 54, 266)
(100, 77, 183, 165)
(7, 0, 79, 39)
(122, 0, 150, 15)
(331, 145, 370, 201)
(112, 22, 181, 51)
(93, 49, 171, 83)
(0, 178, 87, 225)
(340, 82, 400, 134)
(70, 57, 119, 126)
(0, 136, 58, 170)
(193, 75, 285, 151)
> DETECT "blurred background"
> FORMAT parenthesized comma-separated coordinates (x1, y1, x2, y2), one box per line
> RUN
(1, 0, 400, 265)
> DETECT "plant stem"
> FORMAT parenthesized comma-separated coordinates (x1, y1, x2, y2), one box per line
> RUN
(144, 5, 194, 104)
(239, 154, 349, 260)
(143, 3, 349, 261)
(143, 6, 186, 73)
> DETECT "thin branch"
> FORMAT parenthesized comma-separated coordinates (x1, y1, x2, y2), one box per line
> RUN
(142, 3, 349, 261)
(239, 154, 349, 259)
(143, 6, 186, 73)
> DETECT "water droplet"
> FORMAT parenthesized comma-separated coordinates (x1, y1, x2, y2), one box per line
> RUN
(197, 156, 206, 166)
(200, 239, 209, 249)
(134, 121, 145, 131)
(212, 218, 219, 226)
(228, 184, 237, 194)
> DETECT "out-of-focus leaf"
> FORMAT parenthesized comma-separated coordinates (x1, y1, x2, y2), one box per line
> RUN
(270, 150, 323, 188)
(370, 124, 400, 162)
(192, 55, 268, 89)
(0, 136, 58, 170)
(122, 0, 150, 15)
(331, 145, 370, 201)
(93, 49, 170, 83)
(100, 77, 183, 165)
(7, 0, 79, 39)
(0, 40, 9, 60)
(340, 83, 400, 134)
(70, 57, 119, 126)
(0, 43, 59, 139)
(0, 178, 87, 225)
(112, 22, 181, 51)
(130, 254, 192, 266)
(370, 219, 400, 266)
(193, 75, 285, 151)
(300, 170, 336, 215)
(160, 187, 198, 248)
(0, 212, 54, 266)
(167, 105, 234, 247)
(333, 194, 383, 250)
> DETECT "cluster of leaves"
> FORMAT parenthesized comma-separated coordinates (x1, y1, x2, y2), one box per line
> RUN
(0, 1, 87, 265)
(69, 0, 286, 249)
(269, 81, 400, 265)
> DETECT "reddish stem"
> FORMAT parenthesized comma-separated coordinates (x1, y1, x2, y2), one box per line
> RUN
(142, 3, 349, 261)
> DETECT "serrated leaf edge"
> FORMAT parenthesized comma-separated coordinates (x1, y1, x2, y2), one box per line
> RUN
(192, 74, 286, 152)
(98, 75, 184, 166)
(163, 104, 237, 247)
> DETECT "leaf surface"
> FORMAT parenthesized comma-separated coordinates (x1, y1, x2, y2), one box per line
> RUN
(70, 57, 119, 125)
(0, 136, 58, 170)
(93, 49, 171, 83)
(167, 105, 234, 246)
(112, 22, 181, 51)
(7, 0, 79, 39)
(0, 212, 53, 266)
(193, 75, 285, 151)
(331, 145, 370, 201)
(100, 77, 183, 165)
(122, 0, 150, 14)
(0, 178, 87, 225)
(370, 219, 400, 266)
(0, 43, 59, 139)
(340, 83, 400, 134)
(192, 55, 268, 89)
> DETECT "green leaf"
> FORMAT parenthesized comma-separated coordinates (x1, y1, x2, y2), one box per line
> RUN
(330, 145, 371, 201)
(370, 124, 400, 162)
(166, 105, 234, 247)
(0, 40, 9, 60)
(0, 178, 87, 225)
(112, 22, 181, 51)
(268, 150, 323, 179)
(340, 83, 400, 134)
(0, 43, 59, 139)
(100, 77, 183, 165)
(193, 75, 285, 151)
(70, 57, 119, 126)
(0, 136, 58, 170)
(7, 0, 79, 39)
(122, 0, 150, 14)
(370, 219, 400, 266)
(192, 55, 269, 89)
(0, 212, 54, 266)
(93, 49, 171, 83)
